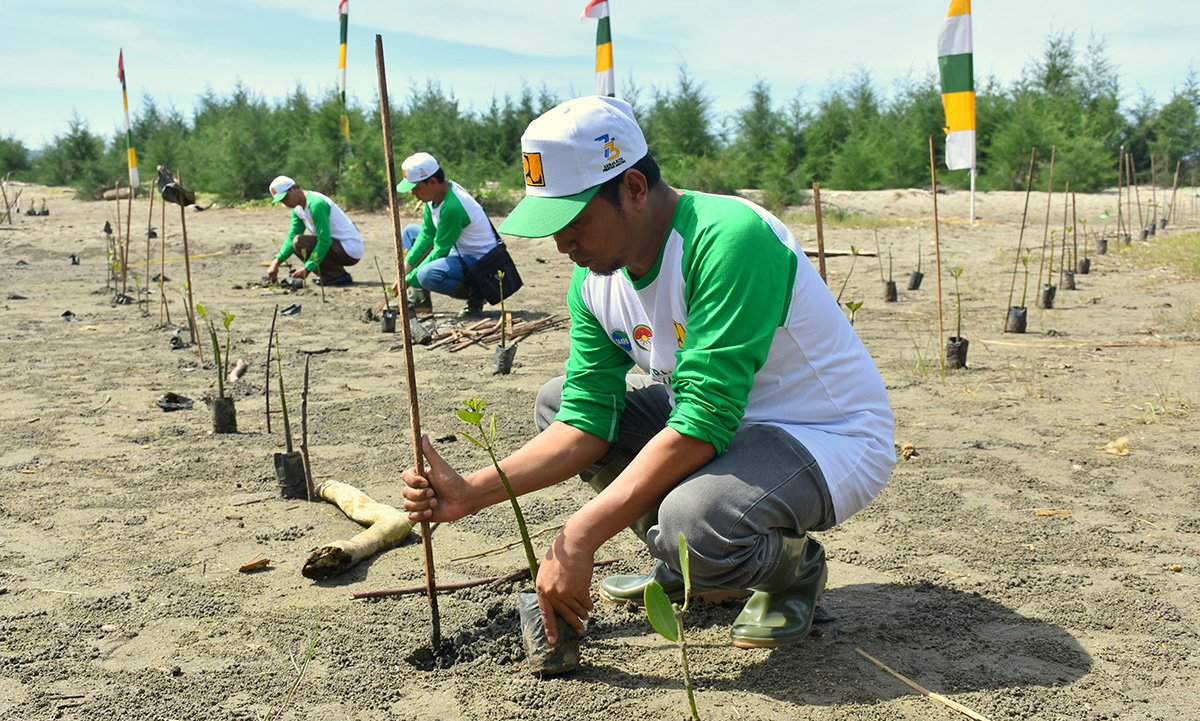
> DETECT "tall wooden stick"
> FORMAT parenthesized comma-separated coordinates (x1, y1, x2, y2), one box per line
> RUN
(1168, 160, 1181, 225)
(265, 305, 279, 434)
(929, 137, 944, 373)
(812, 182, 827, 285)
(1037, 146, 1056, 288)
(873, 227, 885, 283)
(1116, 146, 1125, 237)
(144, 181, 154, 315)
(1004, 148, 1037, 327)
(1057, 180, 1069, 284)
(376, 33, 440, 650)
(1130, 154, 1143, 230)
(1071, 191, 1079, 269)
(177, 170, 200, 356)
(301, 354, 314, 503)
(159, 185, 168, 326)
(1150, 154, 1158, 225)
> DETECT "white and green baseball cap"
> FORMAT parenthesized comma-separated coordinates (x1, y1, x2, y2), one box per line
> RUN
(498, 96, 648, 238)
(397, 152, 440, 193)
(269, 175, 296, 204)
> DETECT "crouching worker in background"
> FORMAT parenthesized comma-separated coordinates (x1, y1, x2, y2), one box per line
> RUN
(401, 96, 895, 650)
(394, 152, 499, 318)
(266, 175, 363, 286)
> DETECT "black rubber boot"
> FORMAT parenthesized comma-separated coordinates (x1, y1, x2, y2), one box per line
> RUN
(730, 534, 826, 648)
(408, 287, 432, 315)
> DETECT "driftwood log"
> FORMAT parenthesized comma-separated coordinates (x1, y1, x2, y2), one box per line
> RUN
(302, 480, 415, 580)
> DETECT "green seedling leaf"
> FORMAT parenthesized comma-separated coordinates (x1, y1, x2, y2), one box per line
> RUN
(456, 409, 484, 425)
(195, 304, 209, 318)
(459, 431, 486, 450)
(489, 413, 497, 445)
(644, 582, 679, 642)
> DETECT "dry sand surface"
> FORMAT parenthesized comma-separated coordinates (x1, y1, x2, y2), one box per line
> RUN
(1, 182, 1199, 721)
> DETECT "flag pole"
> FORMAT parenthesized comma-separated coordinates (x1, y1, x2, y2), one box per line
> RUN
(969, 167, 976, 227)
(337, 0, 351, 161)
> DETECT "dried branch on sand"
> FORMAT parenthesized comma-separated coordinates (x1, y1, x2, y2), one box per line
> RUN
(302, 481, 415, 580)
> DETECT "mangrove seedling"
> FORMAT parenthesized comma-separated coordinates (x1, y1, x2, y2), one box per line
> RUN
(457, 397, 538, 577)
(844, 300, 864, 326)
(276, 334, 294, 454)
(645, 532, 701, 721)
(950, 268, 965, 338)
(196, 305, 235, 398)
(835, 245, 860, 305)
(372, 256, 394, 308)
(1019, 249, 1033, 308)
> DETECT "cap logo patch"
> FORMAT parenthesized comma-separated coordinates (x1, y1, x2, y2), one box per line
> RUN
(523, 152, 545, 187)
(595, 133, 626, 173)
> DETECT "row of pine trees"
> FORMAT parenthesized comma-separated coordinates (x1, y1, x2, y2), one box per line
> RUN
(2, 31, 1197, 212)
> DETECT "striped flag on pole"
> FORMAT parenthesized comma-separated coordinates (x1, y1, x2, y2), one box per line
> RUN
(937, 0, 975, 170)
(582, 0, 614, 97)
(117, 49, 140, 187)
(338, 0, 350, 140)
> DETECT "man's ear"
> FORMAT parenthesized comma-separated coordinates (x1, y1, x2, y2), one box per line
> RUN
(623, 169, 649, 212)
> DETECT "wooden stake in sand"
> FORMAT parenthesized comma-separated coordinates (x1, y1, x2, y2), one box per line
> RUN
(812, 182, 827, 285)
(300, 354, 314, 502)
(1003, 148, 1037, 329)
(113, 181, 123, 292)
(264, 304, 279, 434)
(123, 181, 134, 297)
(855, 648, 993, 721)
(1036, 146, 1056, 290)
(928, 137, 944, 373)
(303, 481, 416, 580)
(1169, 160, 1181, 225)
(158, 180, 169, 326)
(1129, 154, 1143, 230)
(143, 181, 154, 316)
(376, 33, 441, 650)
(175, 171, 200, 355)
(1116, 145, 1125, 237)
(1150, 154, 1158, 226)
(1057, 180, 1069, 284)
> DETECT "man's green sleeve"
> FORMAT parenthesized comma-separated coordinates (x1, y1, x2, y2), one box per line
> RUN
(275, 213, 306, 261)
(667, 205, 797, 453)
(406, 193, 469, 288)
(557, 266, 635, 442)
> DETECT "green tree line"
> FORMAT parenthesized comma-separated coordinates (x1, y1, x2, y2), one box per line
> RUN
(3, 30, 1197, 212)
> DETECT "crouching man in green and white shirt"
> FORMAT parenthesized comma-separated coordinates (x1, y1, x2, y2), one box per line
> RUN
(266, 175, 363, 286)
(401, 96, 894, 651)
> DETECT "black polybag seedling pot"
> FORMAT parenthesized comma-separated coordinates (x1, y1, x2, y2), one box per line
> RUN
(517, 591, 580, 676)
(1005, 306, 1027, 334)
(210, 397, 237, 434)
(882, 281, 897, 302)
(907, 271, 924, 290)
(1038, 284, 1056, 309)
(274, 451, 307, 499)
(945, 336, 969, 369)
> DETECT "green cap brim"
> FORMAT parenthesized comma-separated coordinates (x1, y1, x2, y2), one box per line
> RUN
(498, 185, 600, 238)
(271, 189, 289, 204)
(396, 179, 418, 193)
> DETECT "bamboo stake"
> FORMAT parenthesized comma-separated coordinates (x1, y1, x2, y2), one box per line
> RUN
(1071, 191, 1079, 269)
(376, 33, 440, 650)
(301, 354, 314, 502)
(855, 648, 993, 721)
(144, 181, 154, 315)
(928, 138, 945, 376)
(1116, 146, 1125, 237)
(1150, 154, 1157, 226)
(177, 170, 200, 355)
(1168, 160, 1181, 225)
(873, 227, 885, 283)
(1037, 146, 1056, 289)
(1004, 148, 1037, 329)
(1057, 180, 1069, 284)
(1130, 154, 1143, 230)
(265, 305, 278, 433)
(0, 172, 14, 225)
(159, 183, 168, 326)
(123, 180, 133, 297)
(812, 182, 827, 285)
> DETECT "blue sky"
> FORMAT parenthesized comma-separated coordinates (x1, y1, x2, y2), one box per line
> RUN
(2, 1, 1197, 149)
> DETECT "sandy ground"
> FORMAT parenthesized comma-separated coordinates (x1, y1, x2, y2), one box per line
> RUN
(1, 182, 1198, 721)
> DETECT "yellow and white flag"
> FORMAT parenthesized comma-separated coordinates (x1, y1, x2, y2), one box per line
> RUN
(938, 0, 975, 170)
(582, 0, 614, 97)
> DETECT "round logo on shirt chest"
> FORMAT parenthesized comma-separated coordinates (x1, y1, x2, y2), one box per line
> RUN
(633, 325, 653, 351)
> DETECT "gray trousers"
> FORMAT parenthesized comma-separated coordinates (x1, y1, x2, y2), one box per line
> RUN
(534, 375, 835, 591)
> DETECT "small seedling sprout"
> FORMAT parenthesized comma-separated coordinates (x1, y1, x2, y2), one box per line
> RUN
(835, 245, 860, 305)
(644, 532, 701, 721)
(372, 256, 393, 309)
(845, 300, 864, 326)
(196, 305, 234, 399)
(950, 268, 965, 338)
(456, 397, 538, 577)
(1019, 249, 1033, 307)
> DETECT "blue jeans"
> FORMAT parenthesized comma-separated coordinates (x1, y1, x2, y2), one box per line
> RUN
(402, 223, 482, 296)
(534, 374, 836, 591)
